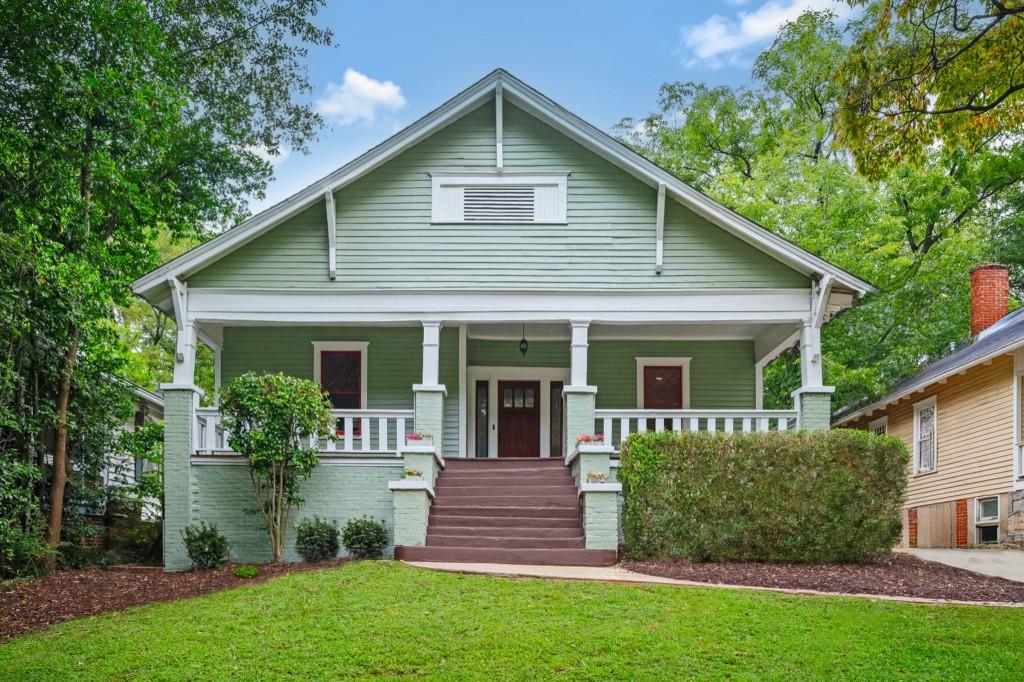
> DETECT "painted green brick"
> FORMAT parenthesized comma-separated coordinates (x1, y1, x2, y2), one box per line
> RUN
(186, 102, 809, 292)
(797, 391, 832, 430)
(163, 389, 196, 571)
(392, 490, 430, 546)
(189, 463, 399, 564)
(414, 390, 444, 451)
(582, 492, 619, 550)
(564, 391, 596, 456)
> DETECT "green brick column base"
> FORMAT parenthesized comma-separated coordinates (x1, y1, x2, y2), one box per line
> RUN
(792, 387, 836, 431)
(564, 385, 597, 457)
(412, 384, 446, 453)
(389, 442, 442, 549)
(389, 487, 432, 547)
(160, 384, 201, 571)
(571, 446, 620, 551)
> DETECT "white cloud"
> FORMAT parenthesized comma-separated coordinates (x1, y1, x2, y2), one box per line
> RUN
(248, 144, 291, 167)
(681, 0, 851, 62)
(314, 68, 407, 125)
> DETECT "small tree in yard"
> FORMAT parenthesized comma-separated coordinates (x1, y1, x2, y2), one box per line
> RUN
(221, 373, 334, 563)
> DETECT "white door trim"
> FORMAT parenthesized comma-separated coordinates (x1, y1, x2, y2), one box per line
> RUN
(466, 366, 570, 458)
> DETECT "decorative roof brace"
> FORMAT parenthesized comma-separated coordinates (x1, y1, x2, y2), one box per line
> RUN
(495, 81, 504, 170)
(655, 182, 665, 273)
(324, 190, 337, 280)
(811, 275, 834, 328)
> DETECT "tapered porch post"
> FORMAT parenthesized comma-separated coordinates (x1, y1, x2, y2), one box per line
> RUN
(564, 320, 596, 455)
(391, 321, 446, 552)
(161, 279, 202, 570)
(792, 312, 835, 430)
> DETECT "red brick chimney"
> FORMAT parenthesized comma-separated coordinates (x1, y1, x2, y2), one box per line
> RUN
(970, 264, 1010, 336)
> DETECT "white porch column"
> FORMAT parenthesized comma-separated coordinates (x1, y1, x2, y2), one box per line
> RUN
(792, 319, 834, 430)
(570, 320, 590, 387)
(565, 320, 597, 455)
(420, 321, 441, 386)
(412, 320, 446, 450)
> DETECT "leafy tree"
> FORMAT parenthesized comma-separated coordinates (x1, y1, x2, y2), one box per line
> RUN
(837, 0, 1024, 176)
(618, 9, 1024, 409)
(0, 0, 332, 566)
(220, 373, 334, 563)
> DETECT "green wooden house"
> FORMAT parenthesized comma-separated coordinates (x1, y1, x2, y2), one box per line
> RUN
(132, 70, 872, 569)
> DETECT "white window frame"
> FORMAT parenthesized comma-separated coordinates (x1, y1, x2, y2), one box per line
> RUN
(430, 172, 568, 224)
(975, 495, 1000, 544)
(311, 341, 369, 410)
(868, 416, 888, 436)
(912, 396, 938, 475)
(635, 357, 691, 409)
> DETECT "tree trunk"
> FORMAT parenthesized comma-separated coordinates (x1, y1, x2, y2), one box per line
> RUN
(45, 326, 80, 567)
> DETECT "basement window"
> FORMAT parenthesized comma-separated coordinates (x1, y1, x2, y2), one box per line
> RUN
(431, 173, 567, 224)
(976, 496, 999, 544)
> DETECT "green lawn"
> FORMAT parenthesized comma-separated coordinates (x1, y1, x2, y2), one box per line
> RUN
(1, 562, 1022, 681)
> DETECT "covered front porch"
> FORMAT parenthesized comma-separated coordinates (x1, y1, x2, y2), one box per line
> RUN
(185, 317, 821, 461)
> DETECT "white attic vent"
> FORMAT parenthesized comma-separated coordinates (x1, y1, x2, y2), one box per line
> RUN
(431, 173, 567, 224)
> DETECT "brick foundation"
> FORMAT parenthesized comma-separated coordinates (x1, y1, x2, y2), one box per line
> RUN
(907, 508, 918, 548)
(955, 498, 969, 547)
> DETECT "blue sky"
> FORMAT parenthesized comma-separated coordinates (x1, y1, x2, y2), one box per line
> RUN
(251, 0, 850, 213)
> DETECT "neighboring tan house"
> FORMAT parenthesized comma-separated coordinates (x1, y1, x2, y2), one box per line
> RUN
(131, 69, 872, 569)
(836, 265, 1024, 549)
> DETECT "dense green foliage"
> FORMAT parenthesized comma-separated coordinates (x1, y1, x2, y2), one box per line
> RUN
(221, 373, 334, 563)
(0, 455, 49, 579)
(233, 565, 259, 579)
(619, 10, 1024, 411)
(618, 430, 908, 563)
(0, 0, 332, 570)
(295, 517, 340, 562)
(341, 517, 390, 559)
(838, 0, 1024, 176)
(182, 522, 230, 570)
(3, 562, 1023, 679)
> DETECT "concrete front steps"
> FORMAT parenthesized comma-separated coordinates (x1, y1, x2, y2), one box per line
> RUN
(394, 458, 616, 567)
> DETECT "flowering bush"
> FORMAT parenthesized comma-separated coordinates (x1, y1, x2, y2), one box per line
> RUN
(405, 433, 432, 441)
(401, 467, 423, 479)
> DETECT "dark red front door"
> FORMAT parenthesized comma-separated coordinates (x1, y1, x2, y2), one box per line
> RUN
(497, 380, 540, 457)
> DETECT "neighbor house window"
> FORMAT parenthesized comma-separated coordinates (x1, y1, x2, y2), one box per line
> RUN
(868, 416, 887, 436)
(635, 358, 691, 409)
(431, 173, 567, 224)
(312, 342, 369, 433)
(913, 397, 937, 474)
(976, 496, 999, 544)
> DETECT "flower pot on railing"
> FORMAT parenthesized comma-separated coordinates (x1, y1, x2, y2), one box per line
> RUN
(400, 466, 423, 480)
(575, 434, 604, 447)
(405, 433, 433, 447)
(585, 471, 611, 484)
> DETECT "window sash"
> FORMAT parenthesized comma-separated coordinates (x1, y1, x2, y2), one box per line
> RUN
(915, 402, 937, 473)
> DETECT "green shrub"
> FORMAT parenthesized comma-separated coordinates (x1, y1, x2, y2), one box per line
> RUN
(341, 517, 389, 559)
(618, 429, 909, 563)
(0, 521, 51, 579)
(182, 522, 230, 569)
(233, 565, 259, 579)
(295, 517, 340, 562)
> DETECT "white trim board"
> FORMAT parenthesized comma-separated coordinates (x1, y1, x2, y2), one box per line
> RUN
(466, 366, 570, 459)
(132, 69, 872, 303)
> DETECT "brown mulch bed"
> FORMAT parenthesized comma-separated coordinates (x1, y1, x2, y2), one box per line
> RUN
(623, 552, 1024, 603)
(0, 559, 348, 642)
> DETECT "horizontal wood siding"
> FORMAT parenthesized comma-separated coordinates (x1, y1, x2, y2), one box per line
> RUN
(466, 338, 754, 409)
(188, 101, 808, 291)
(848, 355, 1016, 508)
(439, 327, 459, 457)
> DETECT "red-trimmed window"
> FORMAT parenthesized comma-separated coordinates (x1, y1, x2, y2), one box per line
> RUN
(321, 351, 362, 435)
(643, 366, 683, 409)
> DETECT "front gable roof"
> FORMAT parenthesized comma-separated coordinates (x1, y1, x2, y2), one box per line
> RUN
(133, 69, 874, 304)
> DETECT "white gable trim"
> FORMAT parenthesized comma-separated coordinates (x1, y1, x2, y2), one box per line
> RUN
(133, 69, 873, 302)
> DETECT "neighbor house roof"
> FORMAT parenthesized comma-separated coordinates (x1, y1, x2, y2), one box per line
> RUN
(834, 308, 1024, 425)
(132, 68, 874, 306)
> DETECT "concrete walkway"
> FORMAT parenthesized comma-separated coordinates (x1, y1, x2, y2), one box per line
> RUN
(903, 548, 1024, 583)
(404, 561, 1024, 607)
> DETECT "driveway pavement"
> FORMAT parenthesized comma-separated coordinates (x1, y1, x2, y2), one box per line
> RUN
(904, 548, 1024, 583)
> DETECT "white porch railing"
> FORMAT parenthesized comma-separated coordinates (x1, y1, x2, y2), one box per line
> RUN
(193, 408, 414, 455)
(595, 409, 799, 451)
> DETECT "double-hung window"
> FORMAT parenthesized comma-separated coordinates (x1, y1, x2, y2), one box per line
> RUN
(976, 496, 1000, 544)
(913, 397, 937, 474)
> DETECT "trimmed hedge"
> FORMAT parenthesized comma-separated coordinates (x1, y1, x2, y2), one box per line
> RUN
(618, 429, 909, 563)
